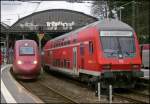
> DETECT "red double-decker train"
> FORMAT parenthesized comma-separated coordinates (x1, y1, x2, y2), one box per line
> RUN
(43, 19, 143, 88)
(0, 50, 2, 65)
(12, 40, 41, 79)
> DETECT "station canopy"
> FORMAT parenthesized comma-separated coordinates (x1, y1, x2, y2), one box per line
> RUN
(9, 9, 98, 33)
(1, 22, 10, 33)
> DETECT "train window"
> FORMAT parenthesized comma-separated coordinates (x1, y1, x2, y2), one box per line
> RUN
(53, 60, 55, 66)
(19, 47, 34, 55)
(64, 59, 66, 68)
(59, 43, 60, 46)
(65, 41, 68, 45)
(53, 43, 55, 48)
(56, 43, 58, 47)
(56, 59, 59, 66)
(67, 61, 70, 68)
(89, 41, 94, 54)
(67, 40, 70, 44)
(48, 51, 50, 56)
(64, 41, 66, 45)
(66, 59, 70, 68)
(61, 60, 63, 67)
(61, 42, 63, 46)
(53, 59, 56, 66)
(73, 39, 77, 43)
(100, 31, 136, 57)
(58, 59, 61, 67)
(80, 43, 84, 55)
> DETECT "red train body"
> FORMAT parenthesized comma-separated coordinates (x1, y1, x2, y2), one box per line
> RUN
(43, 19, 143, 88)
(12, 40, 41, 79)
(0, 50, 2, 65)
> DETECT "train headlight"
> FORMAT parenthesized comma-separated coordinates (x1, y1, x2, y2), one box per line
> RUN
(33, 60, 37, 64)
(132, 64, 140, 69)
(102, 64, 111, 70)
(17, 60, 22, 65)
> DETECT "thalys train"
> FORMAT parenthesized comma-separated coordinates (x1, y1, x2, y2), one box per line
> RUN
(12, 40, 41, 79)
(43, 19, 144, 88)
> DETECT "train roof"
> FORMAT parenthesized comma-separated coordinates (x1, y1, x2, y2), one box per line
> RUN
(96, 19, 134, 31)
(52, 18, 134, 41)
(16, 39, 35, 42)
(15, 39, 37, 45)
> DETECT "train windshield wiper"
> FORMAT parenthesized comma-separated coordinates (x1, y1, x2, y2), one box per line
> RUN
(110, 51, 118, 56)
(122, 51, 130, 56)
(122, 51, 136, 57)
(104, 49, 119, 57)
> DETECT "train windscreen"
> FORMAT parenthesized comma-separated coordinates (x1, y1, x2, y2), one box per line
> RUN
(100, 31, 136, 58)
(19, 47, 34, 55)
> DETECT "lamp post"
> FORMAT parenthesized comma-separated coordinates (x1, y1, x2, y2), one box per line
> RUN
(113, 1, 137, 27)
(116, 6, 124, 20)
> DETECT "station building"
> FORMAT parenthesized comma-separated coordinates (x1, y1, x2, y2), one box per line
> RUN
(1, 22, 10, 63)
(1, 22, 9, 47)
(9, 9, 98, 47)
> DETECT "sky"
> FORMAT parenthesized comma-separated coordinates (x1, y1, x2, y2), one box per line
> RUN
(1, 1, 93, 26)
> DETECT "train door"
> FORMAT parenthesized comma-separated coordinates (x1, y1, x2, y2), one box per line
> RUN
(73, 47, 78, 75)
(80, 43, 84, 69)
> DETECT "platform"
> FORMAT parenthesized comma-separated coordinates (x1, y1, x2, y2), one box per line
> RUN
(1, 64, 43, 103)
(141, 68, 149, 80)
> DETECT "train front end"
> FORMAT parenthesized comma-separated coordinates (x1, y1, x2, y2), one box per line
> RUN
(98, 30, 144, 88)
(13, 41, 41, 79)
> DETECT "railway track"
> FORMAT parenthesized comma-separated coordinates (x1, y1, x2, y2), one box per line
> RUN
(14, 70, 149, 103)
(129, 89, 150, 97)
(114, 90, 150, 103)
(19, 81, 79, 103)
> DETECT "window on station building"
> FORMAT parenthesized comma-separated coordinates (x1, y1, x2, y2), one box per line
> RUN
(89, 41, 94, 54)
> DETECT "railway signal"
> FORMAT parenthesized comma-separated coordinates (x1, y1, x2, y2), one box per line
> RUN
(37, 32, 44, 41)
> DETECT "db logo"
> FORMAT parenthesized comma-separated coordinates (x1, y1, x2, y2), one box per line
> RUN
(119, 59, 124, 63)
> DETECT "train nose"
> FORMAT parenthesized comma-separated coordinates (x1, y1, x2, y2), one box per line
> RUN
(17, 60, 40, 74)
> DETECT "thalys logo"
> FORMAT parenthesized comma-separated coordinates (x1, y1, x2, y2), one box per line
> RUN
(46, 21, 75, 30)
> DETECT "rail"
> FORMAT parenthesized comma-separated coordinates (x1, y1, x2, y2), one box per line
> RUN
(19, 81, 79, 103)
